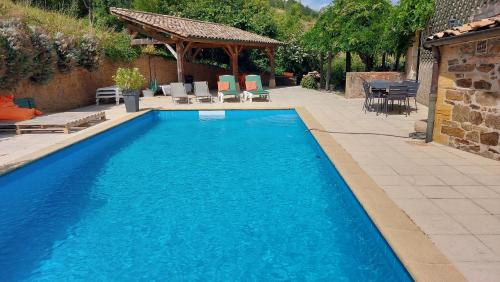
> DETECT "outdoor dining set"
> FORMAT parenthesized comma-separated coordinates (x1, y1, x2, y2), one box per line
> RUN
(362, 79, 420, 116)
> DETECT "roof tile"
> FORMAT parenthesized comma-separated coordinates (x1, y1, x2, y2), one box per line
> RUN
(426, 14, 500, 41)
(110, 7, 281, 46)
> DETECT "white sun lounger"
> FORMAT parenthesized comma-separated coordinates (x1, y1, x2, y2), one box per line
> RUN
(194, 81, 214, 103)
(171, 83, 191, 104)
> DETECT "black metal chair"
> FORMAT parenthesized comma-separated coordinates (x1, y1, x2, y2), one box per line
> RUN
(363, 81, 385, 114)
(362, 81, 372, 113)
(384, 84, 409, 117)
(403, 80, 420, 112)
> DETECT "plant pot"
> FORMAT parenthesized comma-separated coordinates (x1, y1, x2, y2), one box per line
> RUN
(123, 90, 140, 112)
(142, 89, 154, 98)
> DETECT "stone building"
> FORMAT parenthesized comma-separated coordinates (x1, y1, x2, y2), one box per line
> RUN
(424, 15, 500, 160)
(408, 0, 498, 106)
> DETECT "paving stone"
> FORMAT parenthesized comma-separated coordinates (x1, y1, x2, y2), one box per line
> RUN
(436, 173, 480, 186)
(452, 215, 500, 234)
(431, 235, 499, 262)
(474, 199, 500, 214)
(456, 262, 500, 282)
(417, 186, 465, 199)
(433, 199, 488, 215)
(454, 186, 500, 199)
(478, 235, 500, 256)
(409, 213, 468, 235)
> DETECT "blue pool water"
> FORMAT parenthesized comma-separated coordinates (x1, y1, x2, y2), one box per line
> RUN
(0, 110, 411, 281)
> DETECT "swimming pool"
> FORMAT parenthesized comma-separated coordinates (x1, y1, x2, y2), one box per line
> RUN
(0, 110, 411, 281)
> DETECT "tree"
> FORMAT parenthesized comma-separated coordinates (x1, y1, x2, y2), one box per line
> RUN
(93, 0, 132, 28)
(326, 0, 391, 71)
(387, 0, 434, 70)
(302, 4, 344, 89)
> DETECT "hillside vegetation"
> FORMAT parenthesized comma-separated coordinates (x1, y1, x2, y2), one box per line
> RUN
(0, 0, 318, 90)
(0, 0, 139, 90)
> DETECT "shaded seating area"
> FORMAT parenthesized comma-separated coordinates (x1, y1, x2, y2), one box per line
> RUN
(110, 7, 282, 89)
(362, 79, 421, 116)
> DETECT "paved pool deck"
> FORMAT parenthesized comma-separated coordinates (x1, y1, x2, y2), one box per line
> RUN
(1, 86, 499, 281)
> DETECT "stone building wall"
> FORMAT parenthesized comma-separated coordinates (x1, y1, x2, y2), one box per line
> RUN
(433, 37, 500, 160)
(410, 0, 494, 107)
(1, 56, 228, 113)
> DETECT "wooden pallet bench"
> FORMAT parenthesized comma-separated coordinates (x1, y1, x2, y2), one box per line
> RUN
(15, 111, 106, 134)
(0, 121, 16, 132)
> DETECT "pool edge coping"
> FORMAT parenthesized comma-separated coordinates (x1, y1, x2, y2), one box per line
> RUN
(295, 107, 466, 282)
(0, 106, 466, 281)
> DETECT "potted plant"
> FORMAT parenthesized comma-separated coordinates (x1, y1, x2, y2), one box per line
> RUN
(113, 67, 146, 112)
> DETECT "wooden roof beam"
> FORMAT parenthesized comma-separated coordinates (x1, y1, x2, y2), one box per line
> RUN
(125, 23, 175, 44)
(165, 44, 178, 60)
(131, 38, 164, 45)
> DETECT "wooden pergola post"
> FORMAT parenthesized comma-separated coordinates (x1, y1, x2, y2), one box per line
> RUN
(267, 47, 276, 88)
(224, 45, 241, 89)
(175, 39, 185, 83)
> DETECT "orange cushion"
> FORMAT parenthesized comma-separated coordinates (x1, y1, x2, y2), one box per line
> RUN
(245, 81, 257, 91)
(0, 95, 42, 121)
(218, 81, 230, 91)
(0, 108, 42, 121)
(0, 95, 15, 108)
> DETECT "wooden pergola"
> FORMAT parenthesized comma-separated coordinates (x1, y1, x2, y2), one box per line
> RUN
(110, 8, 283, 88)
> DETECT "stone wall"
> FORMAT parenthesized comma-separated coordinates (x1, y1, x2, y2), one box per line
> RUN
(345, 72, 404, 99)
(2, 56, 228, 112)
(433, 37, 500, 160)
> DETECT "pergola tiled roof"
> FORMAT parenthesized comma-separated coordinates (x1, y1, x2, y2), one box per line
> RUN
(110, 7, 281, 46)
(110, 7, 280, 87)
(425, 14, 500, 45)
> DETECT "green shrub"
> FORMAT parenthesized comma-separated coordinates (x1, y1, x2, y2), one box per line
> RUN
(103, 32, 140, 63)
(53, 32, 76, 73)
(330, 53, 365, 89)
(29, 26, 54, 83)
(300, 74, 317, 89)
(113, 67, 146, 91)
(0, 19, 33, 89)
(76, 34, 101, 71)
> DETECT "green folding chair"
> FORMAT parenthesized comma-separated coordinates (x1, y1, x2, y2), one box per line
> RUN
(218, 75, 241, 103)
(243, 75, 270, 102)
